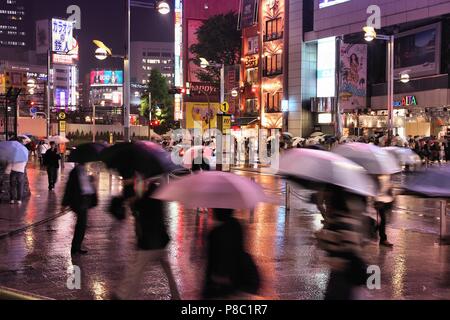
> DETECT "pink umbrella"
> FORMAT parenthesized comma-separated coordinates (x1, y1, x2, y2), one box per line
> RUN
(153, 171, 268, 209)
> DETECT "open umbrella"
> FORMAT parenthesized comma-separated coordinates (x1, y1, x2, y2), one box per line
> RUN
(333, 142, 401, 175)
(292, 137, 305, 147)
(154, 171, 268, 209)
(100, 141, 180, 179)
(282, 132, 293, 140)
(67, 142, 108, 163)
(403, 165, 450, 198)
(17, 135, 32, 144)
(279, 148, 376, 197)
(0, 141, 29, 163)
(48, 135, 70, 144)
(384, 147, 421, 166)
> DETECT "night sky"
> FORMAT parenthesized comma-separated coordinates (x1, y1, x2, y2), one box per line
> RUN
(26, 0, 174, 78)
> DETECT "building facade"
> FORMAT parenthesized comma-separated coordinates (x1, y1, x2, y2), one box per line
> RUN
(130, 41, 175, 86)
(291, 0, 450, 139)
(0, 0, 27, 48)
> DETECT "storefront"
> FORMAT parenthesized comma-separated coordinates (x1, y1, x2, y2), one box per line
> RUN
(342, 90, 450, 139)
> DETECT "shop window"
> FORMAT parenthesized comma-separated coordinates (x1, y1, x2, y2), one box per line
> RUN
(245, 98, 258, 116)
(264, 18, 283, 42)
(245, 68, 258, 85)
(264, 54, 282, 76)
(265, 92, 282, 113)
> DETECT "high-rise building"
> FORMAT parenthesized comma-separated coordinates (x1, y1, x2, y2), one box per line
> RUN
(0, 0, 27, 48)
(130, 41, 174, 86)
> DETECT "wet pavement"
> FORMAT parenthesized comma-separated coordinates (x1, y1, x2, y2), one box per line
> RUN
(0, 159, 449, 300)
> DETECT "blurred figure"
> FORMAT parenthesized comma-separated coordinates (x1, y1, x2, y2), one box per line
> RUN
(203, 208, 260, 299)
(113, 182, 180, 300)
(43, 141, 61, 190)
(5, 159, 27, 204)
(374, 175, 394, 247)
(316, 187, 367, 300)
(62, 162, 98, 255)
(37, 141, 49, 167)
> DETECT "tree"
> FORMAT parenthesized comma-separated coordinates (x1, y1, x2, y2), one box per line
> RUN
(140, 69, 177, 135)
(190, 12, 241, 84)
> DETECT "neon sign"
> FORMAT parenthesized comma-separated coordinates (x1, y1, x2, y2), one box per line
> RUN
(394, 95, 417, 107)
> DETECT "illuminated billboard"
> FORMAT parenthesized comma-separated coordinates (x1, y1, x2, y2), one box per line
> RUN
(51, 18, 74, 53)
(90, 70, 123, 86)
(319, 0, 350, 8)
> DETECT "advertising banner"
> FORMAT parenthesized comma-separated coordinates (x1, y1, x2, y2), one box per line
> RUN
(339, 43, 367, 110)
(51, 18, 74, 53)
(185, 102, 220, 130)
(55, 88, 68, 107)
(90, 70, 123, 86)
(240, 0, 258, 29)
(319, 0, 350, 8)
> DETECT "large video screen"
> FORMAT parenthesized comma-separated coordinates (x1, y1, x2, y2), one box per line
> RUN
(90, 70, 123, 86)
(394, 23, 441, 77)
(319, 0, 350, 8)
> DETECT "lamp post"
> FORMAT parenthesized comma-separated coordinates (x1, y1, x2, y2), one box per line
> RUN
(93, 0, 170, 142)
(363, 26, 395, 142)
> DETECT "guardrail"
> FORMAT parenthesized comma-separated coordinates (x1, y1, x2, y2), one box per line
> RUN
(0, 286, 54, 300)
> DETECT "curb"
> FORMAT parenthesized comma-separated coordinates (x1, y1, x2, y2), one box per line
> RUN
(0, 209, 71, 240)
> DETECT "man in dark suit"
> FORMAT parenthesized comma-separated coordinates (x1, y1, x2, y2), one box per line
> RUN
(43, 142, 61, 190)
(62, 163, 97, 255)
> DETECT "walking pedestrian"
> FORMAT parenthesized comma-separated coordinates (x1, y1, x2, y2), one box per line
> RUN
(315, 186, 368, 300)
(62, 162, 98, 255)
(203, 208, 260, 299)
(37, 141, 49, 167)
(5, 159, 27, 204)
(374, 174, 395, 247)
(113, 182, 181, 300)
(43, 142, 61, 190)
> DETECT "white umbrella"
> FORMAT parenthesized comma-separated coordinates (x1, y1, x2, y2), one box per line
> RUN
(310, 131, 324, 138)
(384, 147, 421, 166)
(333, 142, 401, 175)
(279, 148, 376, 197)
(292, 137, 305, 147)
(48, 135, 70, 144)
(17, 135, 32, 144)
(154, 171, 268, 209)
(282, 132, 293, 139)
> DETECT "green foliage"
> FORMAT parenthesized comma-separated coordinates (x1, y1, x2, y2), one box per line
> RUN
(140, 69, 177, 135)
(190, 12, 241, 84)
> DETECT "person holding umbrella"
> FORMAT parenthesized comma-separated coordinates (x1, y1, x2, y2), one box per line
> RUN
(63, 143, 103, 255)
(113, 181, 181, 300)
(43, 141, 61, 190)
(0, 140, 29, 204)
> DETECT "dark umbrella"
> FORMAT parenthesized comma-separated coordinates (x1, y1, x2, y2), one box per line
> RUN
(67, 142, 108, 163)
(403, 165, 450, 198)
(100, 141, 181, 178)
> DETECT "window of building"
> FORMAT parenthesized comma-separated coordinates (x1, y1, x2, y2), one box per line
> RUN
(265, 92, 282, 113)
(245, 67, 258, 84)
(265, 18, 283, 41)
(247, 36, 259, 55)
(264, 54, 282, 76)
(245, 98, 258, 115)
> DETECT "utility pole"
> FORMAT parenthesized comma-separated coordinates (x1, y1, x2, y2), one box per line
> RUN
(148, 92, 152, 140)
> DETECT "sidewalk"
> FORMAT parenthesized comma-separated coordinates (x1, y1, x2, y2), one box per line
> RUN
(0, 165, 72, 238)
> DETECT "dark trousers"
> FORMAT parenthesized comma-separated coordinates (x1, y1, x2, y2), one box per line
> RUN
(10, 171, 24, 201)
(47, 167, 58, 188)
(375, 202, 392, 242)
(71, 206, 88, 252)
(324, 270, 355, 300)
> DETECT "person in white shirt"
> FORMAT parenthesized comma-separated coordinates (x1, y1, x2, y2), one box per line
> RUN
(37, 141, 50, 167)
(6, 161, 27, 204)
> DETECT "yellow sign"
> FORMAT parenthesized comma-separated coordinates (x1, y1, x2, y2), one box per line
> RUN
(221, 115, 231, 133)
(185, 102, 220, 130)
(59, 120, 66, 133)
(220, 102, 230, 114)
(58, 112, 66, 120)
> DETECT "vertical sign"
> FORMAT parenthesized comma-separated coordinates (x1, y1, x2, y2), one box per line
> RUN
(339, 43, 367, 110)
(174, 0, 183, 121)
(51, 18, 74, 53)
(239, 0, 258, 29)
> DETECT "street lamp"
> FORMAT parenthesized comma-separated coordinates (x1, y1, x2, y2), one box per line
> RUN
(400, 73, 410, 84)
(363, 25, 395, 141)
(93, 1, 170, 142)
